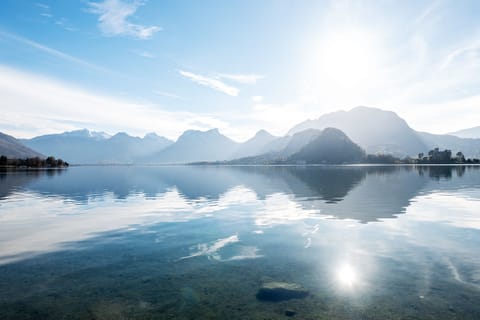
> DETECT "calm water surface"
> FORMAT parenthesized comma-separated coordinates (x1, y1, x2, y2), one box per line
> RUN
(0, 166, 480, 319)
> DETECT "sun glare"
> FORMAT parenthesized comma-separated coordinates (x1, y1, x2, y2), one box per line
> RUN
(315, 30, 381, 90)
(336, 263, 357, 288)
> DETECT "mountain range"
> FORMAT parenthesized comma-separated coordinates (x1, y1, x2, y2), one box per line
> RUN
(288, 106, 427, 156)
(2, 106, 479, 164)
(228, 128, 366, 165)
(21, 129, 173, 164)
(0, 132, 43, 159)
(449, 126, 480, 139)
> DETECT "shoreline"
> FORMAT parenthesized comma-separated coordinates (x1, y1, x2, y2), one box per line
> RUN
(38, 163, 480, 168)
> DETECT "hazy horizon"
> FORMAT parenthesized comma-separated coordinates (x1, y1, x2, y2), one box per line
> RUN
(2, 1, 480, 141)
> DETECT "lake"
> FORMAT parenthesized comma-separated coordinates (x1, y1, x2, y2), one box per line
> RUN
(1, 165, 480, 319)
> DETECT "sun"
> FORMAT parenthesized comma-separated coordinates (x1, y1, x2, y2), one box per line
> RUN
(312, 29, 382, 90)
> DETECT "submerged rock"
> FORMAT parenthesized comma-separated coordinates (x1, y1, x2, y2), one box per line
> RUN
(285, 309, 296, 317)
(256, 282, 309, 302)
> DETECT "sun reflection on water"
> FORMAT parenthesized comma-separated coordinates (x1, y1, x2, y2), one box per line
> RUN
(336, 263, 357, 288)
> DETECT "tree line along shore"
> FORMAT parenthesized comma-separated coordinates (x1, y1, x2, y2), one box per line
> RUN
(0, 156, 69, 168)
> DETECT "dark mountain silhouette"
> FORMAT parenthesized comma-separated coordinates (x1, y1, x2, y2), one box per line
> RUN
(289, 128, 365, 164)
(288, 106, 428, 156)
(0, 132, 43, 158)
(280, 128, 323, 156)
(285, 166, 367, 203)
(227, 128, 365, 164)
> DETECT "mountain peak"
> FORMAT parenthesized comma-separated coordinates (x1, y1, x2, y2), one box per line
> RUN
(144, 132, 160, 139)
(147, 128, 237, 163)
(321, 127, 349, 138)
(349, 106, 398, 117)
(288, 106, 426, 156)
(207, 128, 219, 132)
(90, 131, 111, 140)
(112, 132, 129, 137)
(64, 129, 91, 137)
(54, 129, 111, 140)
(110, 132, 135, 141)
(178, 128, 223, 141)
(254, 129, 273, 138)
(290, 127, 365, 164)
(350, 105, 380, 112)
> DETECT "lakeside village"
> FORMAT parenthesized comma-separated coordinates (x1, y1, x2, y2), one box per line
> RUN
(366, 148, 480, 164)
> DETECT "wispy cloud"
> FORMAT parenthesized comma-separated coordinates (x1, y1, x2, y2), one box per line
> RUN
(0, 30, 109, 73)
(131, 49, 156, 58)
(251, 95, 263, 103)
(36, 2, 53, 19)
(153, 90, 182, 99)
(55, 18, 77, 32)
(218, 73, 264, 84)
(440, 41, 480, 70)
(35, 3, 49, 9)
(0, 65, 239, 140)
(415, 0, 442, 25)
(87, 0, 161, 40)
(179, 70, 239, 96)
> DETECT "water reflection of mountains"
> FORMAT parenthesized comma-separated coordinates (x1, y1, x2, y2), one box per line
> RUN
(1, 165, 479, 223)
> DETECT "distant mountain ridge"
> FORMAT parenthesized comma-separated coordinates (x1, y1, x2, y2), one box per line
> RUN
(0, 132, 44, 158)
(288, 106, 427, 156)
(231, 130, 278, 159)
(142, 128, 239, 164)
(417, 132, 480, 158)
(288, 106, 480, 158)
(22, 129, 173, 164)
(449, 126, 480, 139)
(14, 106, 480, 164)
(228, 128, 365, 165)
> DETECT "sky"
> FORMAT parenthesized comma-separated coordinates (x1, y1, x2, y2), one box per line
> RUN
(1, 0, 480, 141)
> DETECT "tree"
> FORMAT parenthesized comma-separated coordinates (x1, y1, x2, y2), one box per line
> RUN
(46, 156, 56, 166)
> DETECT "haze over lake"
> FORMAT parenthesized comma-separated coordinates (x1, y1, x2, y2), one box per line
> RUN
(1, 165, 480, 319)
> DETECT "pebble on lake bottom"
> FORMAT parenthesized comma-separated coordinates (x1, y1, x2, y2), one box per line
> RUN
(285, 309, 296, 317)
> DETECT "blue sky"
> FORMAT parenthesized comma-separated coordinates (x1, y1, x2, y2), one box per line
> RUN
(1, 0, 480, 141)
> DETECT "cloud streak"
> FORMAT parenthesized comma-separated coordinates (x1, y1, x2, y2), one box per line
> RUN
(131, 49, 156, 58)
(153, 90, 182, 99)
(440, 41, 480, 70)
(0, 65, 237, 139)
(87, 0, 161, 40)
(218, 73, 264, 84)
(0, 30, 109, 73)
(179, 70, 239, 96)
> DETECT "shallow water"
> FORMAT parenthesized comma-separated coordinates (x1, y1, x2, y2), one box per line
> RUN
(1, 165, 480, 319)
